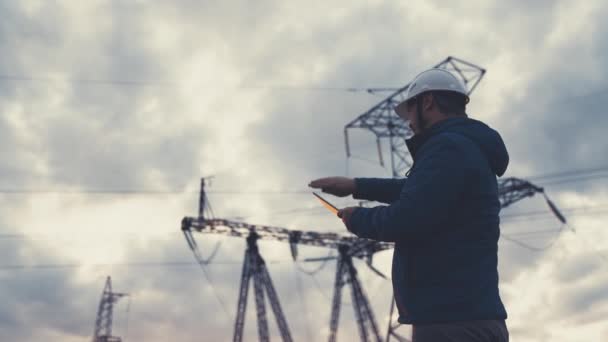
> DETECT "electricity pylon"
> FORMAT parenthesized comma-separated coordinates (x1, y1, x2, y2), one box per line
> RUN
(92, 276, 128, 342)
(344, 56, 486, 177)
(182, 178, 389, 342)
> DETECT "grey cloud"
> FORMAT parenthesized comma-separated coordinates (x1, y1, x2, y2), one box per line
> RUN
(496, 3, 608, 193)
(1, 0, 607, 340)
(548, 271, 608, 326)
(505, 74, 608, 195)
(0, 2, 207, 194)
(555, 251, 604, 283)
(42, 114, 204, 191)
(0, 115, 34, 187)
(0, 234, 92, 340)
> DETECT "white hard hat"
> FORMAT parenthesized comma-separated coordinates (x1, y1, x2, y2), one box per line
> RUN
(404, 68, 469, 103)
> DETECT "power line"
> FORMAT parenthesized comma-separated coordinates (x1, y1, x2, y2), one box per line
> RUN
(501, 230, 565, 252)
(0, 204, 604, 246)
(538, 173, 608, 186)
(305, 271, 334, 303)
(501, 205, 608, 220)
(0, 232, 183, 241)
(247, 206, 327, 218)
(0, 74, 400, 92)
(191, 258, 233, 322)
(0, 259, 290, 271)
(507, 211, 608, 263)
(0, 188, 317, 196)
(504, 228, 563, 237)
(0, 164, 606, 196)
(502, 224, 608, 263)
(0, 173, 604, 196)
(527, 165, 608, 181)
(0, 189, 199, 195)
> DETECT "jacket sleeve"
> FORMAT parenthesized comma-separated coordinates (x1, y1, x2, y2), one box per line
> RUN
(348, 135, 468, 242)
(353, 177, 407, 204)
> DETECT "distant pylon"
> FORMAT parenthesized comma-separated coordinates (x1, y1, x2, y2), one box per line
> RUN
(93, 276, 128, 342)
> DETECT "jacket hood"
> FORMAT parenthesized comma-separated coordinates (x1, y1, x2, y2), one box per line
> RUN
(407, 117, 509, 176)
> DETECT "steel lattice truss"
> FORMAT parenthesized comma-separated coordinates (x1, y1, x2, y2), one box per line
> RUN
(92, 276, 128, 342)
(498, 177, 545, 208)
(329, 245, 382, 342)
(233, 232, 293, 342)
(344, 56, 486, 177)
(182, 215, 390, 342)
(183, 217, 392, 261)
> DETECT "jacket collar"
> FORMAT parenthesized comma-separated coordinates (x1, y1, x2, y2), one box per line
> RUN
(405, 117, 468, 159)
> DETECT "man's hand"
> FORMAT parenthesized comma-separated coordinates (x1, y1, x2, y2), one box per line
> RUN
(308, 177, 356, 197)
(337, 206, 358, 233)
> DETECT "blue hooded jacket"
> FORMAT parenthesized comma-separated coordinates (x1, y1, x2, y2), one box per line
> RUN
(349, 116, 509, 325)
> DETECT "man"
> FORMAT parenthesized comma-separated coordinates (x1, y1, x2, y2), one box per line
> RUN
(309, 68, 510, 341)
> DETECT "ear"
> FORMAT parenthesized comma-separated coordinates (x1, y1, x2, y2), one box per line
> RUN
(422, 93, 434, 111)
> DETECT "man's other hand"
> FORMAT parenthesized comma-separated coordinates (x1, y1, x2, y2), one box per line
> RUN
(308, 177, 356, 197)
(337, 206, 358, 233)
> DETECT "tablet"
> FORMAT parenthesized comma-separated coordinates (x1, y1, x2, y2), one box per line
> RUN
(312, 192, 339, 216)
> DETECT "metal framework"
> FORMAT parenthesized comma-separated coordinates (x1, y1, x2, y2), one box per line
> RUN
(183, 217, 392, 261)
(329, 244, 382, 342)
(233, 232, 293, 342)
(344, 56, 486, 177)
(183, 214, 391, 341)
(182, 178, 392, 342)
(92, 276, 128, 342)
(498, 177, 545, 208)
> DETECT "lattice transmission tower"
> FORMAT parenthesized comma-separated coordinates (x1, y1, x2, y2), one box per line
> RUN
(183, 178, 389, 342)
(344, 56, 486, 177)
(92, 276, 128, 342)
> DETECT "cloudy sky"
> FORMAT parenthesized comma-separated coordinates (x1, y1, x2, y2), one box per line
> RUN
(1, 0, 608, 341)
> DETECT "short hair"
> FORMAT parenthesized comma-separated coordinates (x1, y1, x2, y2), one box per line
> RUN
(432, 91, 467, 116)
